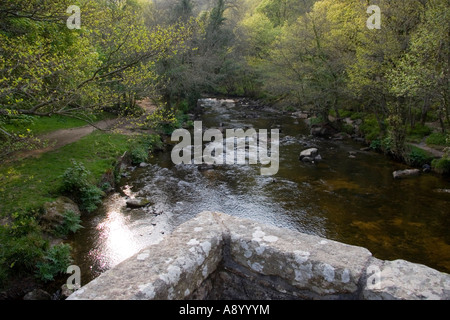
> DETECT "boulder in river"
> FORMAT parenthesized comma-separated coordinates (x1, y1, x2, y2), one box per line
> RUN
(23, 289, 51, 300)
(310, 124, 338, 139)
(126, 198, 152, 209)
(393, 169, 421, 179)
(433, 189, 450, 194)
(299, 148, 322, 163)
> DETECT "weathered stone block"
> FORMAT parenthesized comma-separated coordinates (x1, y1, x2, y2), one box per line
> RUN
(362, 259, 450, 300)
(68, 211, 450, 300)
(68, 212, 224, 300)
(220, 213, 372, 297)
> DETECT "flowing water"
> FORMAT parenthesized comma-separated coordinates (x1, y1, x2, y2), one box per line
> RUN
(68, 98, 450, 284)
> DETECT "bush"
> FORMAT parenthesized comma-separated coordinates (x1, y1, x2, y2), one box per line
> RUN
(360, 115, 382, 142)
(432, 157, 450, 175)
(370, 139, 382, 151)
(129, 144, 149, 165)
(128, 134, 163, 165)
(79, 185, 103, 213)
(0, 211, 47, 284)
(61, 160, 104, 213)
(426, 133, 449, 146)
(309, 115, 325, 126)
(36, 244, 72, 282)
(341, 124, 354, 135)
(407, 124, 432, 140)
(54, 210, 83, 237)
(60, 160, 90, 193)
(405, 146, 433, 167)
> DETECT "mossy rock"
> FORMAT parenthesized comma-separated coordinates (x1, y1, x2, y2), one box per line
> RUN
(41, 196, 81, 233)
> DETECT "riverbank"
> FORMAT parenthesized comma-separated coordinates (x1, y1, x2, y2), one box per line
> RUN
(0, 101, 165, 299)
(289, 109, 450, 177)
(2, 97, 449, 299)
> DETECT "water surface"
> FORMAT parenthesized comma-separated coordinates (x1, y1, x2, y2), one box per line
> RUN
(69, 98, 450, 284)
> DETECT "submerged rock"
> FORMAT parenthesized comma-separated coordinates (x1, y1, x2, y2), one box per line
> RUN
(433, 189, 450, 194)
(393, 169, 421, 179)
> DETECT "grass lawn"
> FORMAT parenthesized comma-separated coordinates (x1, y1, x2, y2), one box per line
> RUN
(3, 112, 116, 136)
(0, 131, 130, 217)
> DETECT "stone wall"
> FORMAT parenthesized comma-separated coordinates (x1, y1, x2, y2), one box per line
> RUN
(68, 211, 450, 300)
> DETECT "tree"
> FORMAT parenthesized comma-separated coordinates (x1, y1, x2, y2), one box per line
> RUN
(0, 0, 191, 157)
(388, 0, 450, 131)
(258, 0, 357, 120)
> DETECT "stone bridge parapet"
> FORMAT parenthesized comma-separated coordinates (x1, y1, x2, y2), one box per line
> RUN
(68, 211, 450, 300)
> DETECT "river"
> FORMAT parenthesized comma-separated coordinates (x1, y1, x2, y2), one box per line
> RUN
(68, 98, 450, 285)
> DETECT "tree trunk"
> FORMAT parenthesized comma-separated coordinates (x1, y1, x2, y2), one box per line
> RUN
(420, 96, 431, 125)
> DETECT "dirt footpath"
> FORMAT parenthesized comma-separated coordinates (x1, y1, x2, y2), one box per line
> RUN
(11, 99, 158, 161)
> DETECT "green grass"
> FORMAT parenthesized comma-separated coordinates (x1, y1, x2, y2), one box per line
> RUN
(425, 132, 450, 147)
(406, 124, 433, 143)
(405, 145, 434, 167)
(0, 130, 162, 286)
(3, 112, 116, 136)
(0, 131, 130, 217)
(360, 115, 382, 142)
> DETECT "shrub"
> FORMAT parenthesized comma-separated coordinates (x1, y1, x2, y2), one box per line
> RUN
(360, 115, 382, 142)
(54, 210, 83, 237)
(79, 185, 103, 213)
(370, 139, 382, 151)
(60, 160, 90, 193)
(309, 115, 325, 126)
(426, 133, 449, 146)
(129, 144, 149, 165)
(36, 244, 72, 282)
(128, 134, 163, 165)
(0, 211, 47, 284)
(61, 160, 104, 213)
(341, 124, 354, 135)
(405, 146, 433, 167)
(432, 156, 450, 175)
(407, 124, 432, 139)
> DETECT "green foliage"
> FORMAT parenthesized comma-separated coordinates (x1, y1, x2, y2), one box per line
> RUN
(0, 210, 47, 284)
(426, 133, 450, 146)
(0, 132, 130, 217)
(369, 137, 394, 155)
(54, 211, 83, 237)
(0, 0, 191, 154)
(60, 160, 91, 194)
(129, 145, 149, 165)
(36, 244, 72, 283)
(369, 139, 382, 151)
(359, 116, 381, 142)
(60, 160, 104, 213)
(405, 146, 433, 167)
(309, 116, 326, 126)
(128, 134, 163, 165)
(341, 124, 354, 135)
(432, 157, 450, 175)
(407, 124, 433, 141)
